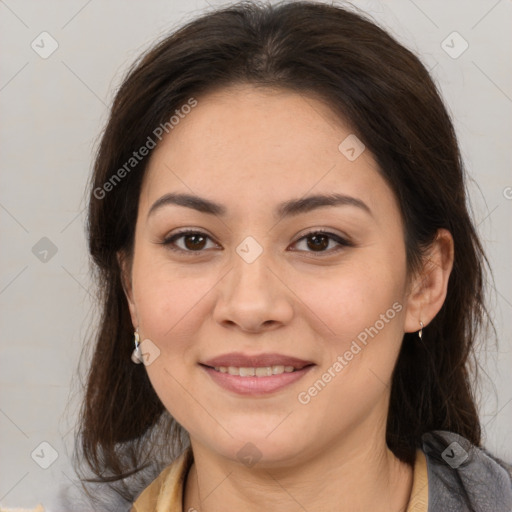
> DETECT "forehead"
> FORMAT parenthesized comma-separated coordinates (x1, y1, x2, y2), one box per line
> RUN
(140, 84, 397, 220)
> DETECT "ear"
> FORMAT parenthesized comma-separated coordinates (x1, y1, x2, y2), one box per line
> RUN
(117, 250, 138, 329)
(403, 228, 454, 334)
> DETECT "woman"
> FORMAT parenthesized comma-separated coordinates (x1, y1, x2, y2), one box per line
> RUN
(76, 1, 512, 511)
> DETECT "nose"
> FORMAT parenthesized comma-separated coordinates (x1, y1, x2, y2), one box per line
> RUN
(213, 248, 294, 333)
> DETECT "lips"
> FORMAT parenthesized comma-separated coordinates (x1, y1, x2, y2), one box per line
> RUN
(201, 352, 314, 370)
(200, 352, 315, 395)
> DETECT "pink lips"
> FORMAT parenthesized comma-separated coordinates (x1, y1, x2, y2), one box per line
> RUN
(202, 352, 313, 369)
(200, 352, 315, 396)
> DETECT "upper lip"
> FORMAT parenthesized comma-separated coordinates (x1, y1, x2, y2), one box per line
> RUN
(201, 352, 314, 370)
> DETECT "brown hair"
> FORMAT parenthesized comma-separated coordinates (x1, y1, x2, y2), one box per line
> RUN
(75, 0, 490, 505)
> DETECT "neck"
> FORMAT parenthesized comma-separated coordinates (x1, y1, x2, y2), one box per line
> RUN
(183, 424, 414, 512)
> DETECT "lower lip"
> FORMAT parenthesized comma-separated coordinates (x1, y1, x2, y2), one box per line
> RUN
(201, 365, 314, 395)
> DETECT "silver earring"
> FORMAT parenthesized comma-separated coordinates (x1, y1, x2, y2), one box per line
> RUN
(418, 321, 424, 340)
(131, 329, 143, 364)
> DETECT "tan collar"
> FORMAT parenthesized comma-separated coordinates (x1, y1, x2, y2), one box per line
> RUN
(406, 449, 429, 512)
(130, 448, 193, 512)
(132, 447, 428, 512)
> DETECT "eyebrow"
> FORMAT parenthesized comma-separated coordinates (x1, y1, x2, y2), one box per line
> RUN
(147, 192, 372, 219)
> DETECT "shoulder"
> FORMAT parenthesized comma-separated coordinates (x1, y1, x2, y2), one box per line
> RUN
(421, 430, 512, 512)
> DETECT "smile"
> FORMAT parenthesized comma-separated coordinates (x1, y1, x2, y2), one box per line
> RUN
(212, 365, 296, 377)
(201, 363, 314, 395)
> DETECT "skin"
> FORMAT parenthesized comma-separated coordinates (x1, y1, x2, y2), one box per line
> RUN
(120, 84, 454, 511)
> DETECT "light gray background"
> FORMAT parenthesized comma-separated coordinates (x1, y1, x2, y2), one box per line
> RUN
(0, 0, 511, 510)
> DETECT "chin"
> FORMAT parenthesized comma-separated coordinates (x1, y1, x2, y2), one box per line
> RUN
(206, 428, 311, 468)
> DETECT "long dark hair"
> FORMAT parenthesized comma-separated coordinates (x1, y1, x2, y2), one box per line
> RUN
(75, 0, 490, 505)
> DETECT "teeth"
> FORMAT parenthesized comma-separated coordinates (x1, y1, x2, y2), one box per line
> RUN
(256, 367, 272, 377)
(213, 365, 297, 377)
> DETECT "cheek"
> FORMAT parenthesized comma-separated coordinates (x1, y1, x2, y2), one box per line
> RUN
(130, 259, 221, 425)
(294, 255, 407, 410)
(293, 258, 405, 342)
(133, 260, 217, 354)
(290, 261, 406, 430)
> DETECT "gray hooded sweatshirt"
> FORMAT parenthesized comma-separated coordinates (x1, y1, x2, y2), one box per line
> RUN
(422, 430, 512, 511)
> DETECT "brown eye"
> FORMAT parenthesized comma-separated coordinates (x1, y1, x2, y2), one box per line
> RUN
(291, 230, 352, 255)
(306, 233, 330, 251)
(162, 230, 219, 253)
(183, 233, 207, 250)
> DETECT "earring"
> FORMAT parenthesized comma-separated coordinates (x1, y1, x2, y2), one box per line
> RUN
(418, 321, 424, 340)
(131, 328, 143, 364)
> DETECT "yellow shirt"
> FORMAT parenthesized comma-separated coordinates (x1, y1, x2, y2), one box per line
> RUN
(131, 448, 428, 512)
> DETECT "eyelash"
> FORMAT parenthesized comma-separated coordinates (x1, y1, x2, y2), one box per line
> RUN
(160, 228, 353, 257)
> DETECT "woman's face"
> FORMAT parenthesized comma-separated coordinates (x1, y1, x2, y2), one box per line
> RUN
(123, 84, 415, 466)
